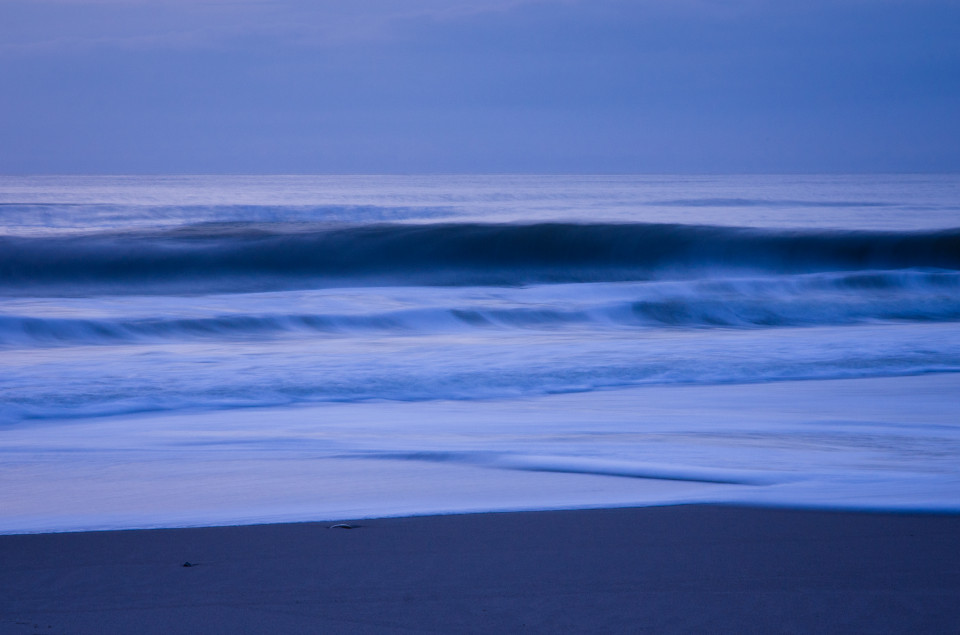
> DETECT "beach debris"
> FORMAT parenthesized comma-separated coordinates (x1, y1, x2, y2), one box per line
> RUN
(329, 524, 358, 529)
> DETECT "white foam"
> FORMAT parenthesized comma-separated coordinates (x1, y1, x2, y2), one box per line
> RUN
(2, 374, 959, 533)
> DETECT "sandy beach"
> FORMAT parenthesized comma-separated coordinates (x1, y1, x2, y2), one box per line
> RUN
(2, 504, 958, 634)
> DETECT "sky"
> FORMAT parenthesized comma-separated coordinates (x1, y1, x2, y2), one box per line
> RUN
(1, 0, 959, 174)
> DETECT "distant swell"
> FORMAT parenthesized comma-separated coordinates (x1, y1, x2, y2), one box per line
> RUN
(1, 222, 959, 293)
(652, 198, 894, 208)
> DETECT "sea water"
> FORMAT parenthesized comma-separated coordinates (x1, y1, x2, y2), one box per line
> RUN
(1, 174, 959, 533)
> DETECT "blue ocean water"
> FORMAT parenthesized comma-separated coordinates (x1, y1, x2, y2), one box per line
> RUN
(2, 174, 959, 532)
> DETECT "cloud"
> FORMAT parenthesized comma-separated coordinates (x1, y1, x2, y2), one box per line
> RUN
(1, 0, 957, 173)
(0, 0, 573, 54)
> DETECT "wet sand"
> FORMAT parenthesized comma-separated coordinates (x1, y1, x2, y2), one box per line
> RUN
(1, 504, 959, 634)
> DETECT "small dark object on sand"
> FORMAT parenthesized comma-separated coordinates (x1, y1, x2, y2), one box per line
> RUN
(329, 524, 357, 529)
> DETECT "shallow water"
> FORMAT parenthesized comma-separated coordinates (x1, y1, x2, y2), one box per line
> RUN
(1, 174, 959, 532)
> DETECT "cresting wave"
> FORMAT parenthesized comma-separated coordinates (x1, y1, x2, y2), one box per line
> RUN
(0, 203, 456, 235)
(2, 222, 959, 292)
(3, 270, 960, 347)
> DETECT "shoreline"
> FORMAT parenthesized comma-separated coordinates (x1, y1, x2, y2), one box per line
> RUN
(3, 504, 959, 634)
(5, 498, 960, 537)
(5, 373, 960, 536)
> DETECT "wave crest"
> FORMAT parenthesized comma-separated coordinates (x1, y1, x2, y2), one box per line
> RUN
(2, 222, 958, 293)
(3, 270, 959, 348)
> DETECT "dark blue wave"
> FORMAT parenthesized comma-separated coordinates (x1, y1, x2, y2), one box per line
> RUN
(1, 222, 958, 292)
(3, 270, 960, 348)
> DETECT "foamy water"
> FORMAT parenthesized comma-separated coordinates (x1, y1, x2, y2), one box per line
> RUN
(2, 174, 959, 533)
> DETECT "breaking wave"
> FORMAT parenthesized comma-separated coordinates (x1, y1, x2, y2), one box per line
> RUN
(3, 270, 959, 348)
(2, 222, 958, 293)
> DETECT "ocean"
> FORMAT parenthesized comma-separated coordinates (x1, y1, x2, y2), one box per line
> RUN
(2, 174, 959, 533)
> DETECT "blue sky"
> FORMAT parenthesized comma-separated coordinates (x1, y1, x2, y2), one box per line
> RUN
(1, 0, 958, 174)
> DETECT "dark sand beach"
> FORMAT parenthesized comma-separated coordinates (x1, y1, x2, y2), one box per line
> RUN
(2, 504, 958, 634)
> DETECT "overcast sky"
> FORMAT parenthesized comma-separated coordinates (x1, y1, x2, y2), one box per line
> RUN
(1, 0, 958, 174)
